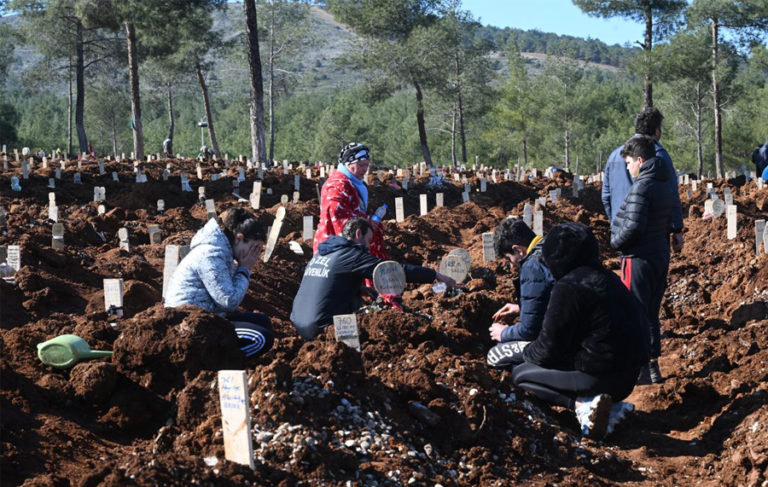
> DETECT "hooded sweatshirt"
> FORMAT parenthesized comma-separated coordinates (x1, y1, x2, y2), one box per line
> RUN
(164, 219, 251, 315)
(523, 223, 650, 374)
(290, 235, 435, 340)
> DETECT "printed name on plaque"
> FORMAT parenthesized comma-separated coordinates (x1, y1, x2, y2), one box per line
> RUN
(103, 278, 124, 316)
(439, 254, 469, 283)
(218, 370, 256, 469)
(482, 232, 496, 261)
(372, 261, 406, 296)
(333, 314, 361, 352)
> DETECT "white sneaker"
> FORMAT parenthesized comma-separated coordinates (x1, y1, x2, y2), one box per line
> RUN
(575, 394, 613, 439)
(605, 401, 635, 436)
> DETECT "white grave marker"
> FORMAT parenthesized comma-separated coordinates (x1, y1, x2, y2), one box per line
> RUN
(419, 194, 428, 216)
(162, 245, 189, 298)
(118, 228, 130, 251)
(217, 370, 255, 469)
(205, 199, 216, 221)
(523, 203, 533, 228)
(157, 199, 165, 213)
(52, 223, 65, 250)
(726, 205, 737, 240)
(372, 261, 406, 296)
(303, 216, 313, 241)
(7, 245, 21, 272)
(439, 254, 469, 283)
(533, 210, 544, 236)
(97, 204, 105, 215)
(448, 248, 471, 270)
(462, 192, 469, 203)
(333, 314, 361, 352)
(482, 232, 495, 262)
(263, 207, 286, 263)
(549, 190, 558, 204)
(103, 278, 124, 316)
(436, 193, 444, 207)
(395, 197, 405, 222)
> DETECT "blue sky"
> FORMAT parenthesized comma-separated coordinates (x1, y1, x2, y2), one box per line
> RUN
(461, 0, 646, 47)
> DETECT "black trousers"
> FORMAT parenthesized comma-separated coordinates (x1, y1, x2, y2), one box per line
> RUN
(227, 312, 275, 358)
(511, 362, 640, 410)
(621, 255, 668, 358)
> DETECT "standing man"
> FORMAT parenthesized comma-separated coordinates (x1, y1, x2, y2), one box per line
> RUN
(487, 219, 554, 369)
(315, 142, 387, 258)
(291, 218, 456, 341)
(602, 107, 684, 253)
(610, 135, 682, 384)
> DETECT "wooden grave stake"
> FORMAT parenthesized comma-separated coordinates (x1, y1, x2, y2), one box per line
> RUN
(419, 194, 428, 216)
(533, 210, 544, 236)
(333, 314, 361, 352)
(726, 205, 737, 240)
(162, 244, 189, 298)
(118, 228, 130, 251)
(482, 232, 495, 261)
(436, 193, 444, 207)
(395, 197, 405, 223)
(523, 203, 533, 228)
(103, 278, 124, 317)
(205, 199, 217, 221)
(756, 220, 766, 254)
(302, 216, 313, 241)
(52, 223, 65, 250)
(262, 207, 286, 263)
(218, 370, 255, 469)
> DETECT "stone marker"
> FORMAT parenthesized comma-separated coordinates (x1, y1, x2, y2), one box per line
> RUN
(704, 199, 714, 215)
(303, 216, 313, 241)
(217, 370, 255, 469)
(238, 168, 246, 182)
(482, 232, 495, 261)
(333, 314, 361, 352)
(395, 197, 405, 222)
(549, 189, 558, 204)
(157, 199, 165, 213)
(536, 197, 546, 208)
(436, 193, 444, 207)
(103, 278, 124, 317)
(448, 248, 471, 271)
(196, 164, 203, 179)
(372, 261, 406, 296)
(533, 210, 543, 236)
(52, 223, 65, 250)
(756, 220, 766, 254)
(148, 224, 162, 245)
(7, 245, 21, 271)
(726, 205, 737, 240)
(439, 254, 469, 283)
(263, 206, 286, 263)
(712, 199, 725, 218)
(198, 186, 206, 202)
(523, 203, 533, 228)
(205, 199, 216, 221)
(419, 194, 428, 216)
(118, 228, 130, 251)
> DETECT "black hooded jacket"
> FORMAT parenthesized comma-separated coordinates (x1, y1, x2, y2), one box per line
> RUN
(610, 156, 682, 260)
(523, 223, 650, 374)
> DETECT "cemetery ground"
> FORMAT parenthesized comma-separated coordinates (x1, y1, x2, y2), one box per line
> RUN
(1, 156, 768, 487)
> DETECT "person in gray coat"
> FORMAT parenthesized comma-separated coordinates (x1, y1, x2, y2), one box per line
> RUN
(165, 207, 273, 358)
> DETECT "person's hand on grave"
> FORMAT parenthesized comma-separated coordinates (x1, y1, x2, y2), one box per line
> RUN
(435, 272, 458, 290)
(671, 231, 684, 253)
(489, 322, 509, 342)
(493, 303, 520, 321)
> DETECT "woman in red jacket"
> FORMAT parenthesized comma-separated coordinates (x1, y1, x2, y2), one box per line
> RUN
(314, 142, 387, 258)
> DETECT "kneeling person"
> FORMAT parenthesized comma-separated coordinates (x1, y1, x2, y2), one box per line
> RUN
(487, 219, 554, 368)
(291, 217, 456, 340)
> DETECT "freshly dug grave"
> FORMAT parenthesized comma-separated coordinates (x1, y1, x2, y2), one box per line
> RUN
(1, 157, 767, 486)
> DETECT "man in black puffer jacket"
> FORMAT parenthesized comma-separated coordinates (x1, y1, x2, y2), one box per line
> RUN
(611, 135, 683, 384)
(512, 223, 649, 439)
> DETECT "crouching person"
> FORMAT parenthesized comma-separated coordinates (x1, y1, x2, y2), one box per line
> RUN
(511, 223, 649, 439)
(165, 208, 274, 359)
(487, 219, 554, 368)
(290, 217, 456, 341)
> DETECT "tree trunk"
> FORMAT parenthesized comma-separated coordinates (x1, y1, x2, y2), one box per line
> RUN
(125, 22, 144, 160)
(268, 7, 275, 163)
(67, 52, 72, 157)
(195, 61, 219, 156)
(522, 136, 528, 168)
(711, 19, 723, 178)
(564, 128, 570, 171)
(75, 20, 88, 154)
(244, 0, 267, 164)
(450, 102, 457, 168)
(166, 81, 174, 154)
(455, 52, 467, 164)
(412, 78, 433, 167)
(643, 3, 653, 108)
(696, 82, 704, 179)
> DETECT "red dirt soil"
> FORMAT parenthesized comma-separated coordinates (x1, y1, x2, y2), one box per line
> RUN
(1, 156, 767, 486)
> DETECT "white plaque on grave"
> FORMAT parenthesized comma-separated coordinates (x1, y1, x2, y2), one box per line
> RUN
(395, 197, 405, 223)
(333, 314, 361, 352)
(372, 261, 406, 296)
(262, 207, 286, 263)
(726, 205, 737, 240)
(303, 216, 313, 241)
(439, 254, 469, 283)
(293, 191, 300, 203)
(7, 245, 21, 271)
(48, 204, 58, 222)
(21, 161, 28, 179)
(280, 194, 289, 205)
(704, 199, 714, 216)
(436, 193, 444, 207)
(523, 204, 533, 228)
(419, 194, 428, 216)
(98, 161, 105, 175)
(482, 232, 495, 262)
(712, 199, 725, 218)
(162, 245, 184, 298)
(549, 189, 558, 204)
(97, 204, 105, 215)
(103, 278, 124, 316)
(294, 175, 300, 190)
(250, 192, 261, 210)
(448, 248, 471, 270)
(157, 199, 165, 213)
(218, 370, 255, 469)
(533, 210, 544, 236)
(205, 199, 216, 220)
(118, 228, 130, 251)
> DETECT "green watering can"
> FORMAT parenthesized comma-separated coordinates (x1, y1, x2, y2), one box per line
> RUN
(37, 334, 113, 368)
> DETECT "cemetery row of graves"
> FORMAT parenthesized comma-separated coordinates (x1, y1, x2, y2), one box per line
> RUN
(1, 150, 767, 486)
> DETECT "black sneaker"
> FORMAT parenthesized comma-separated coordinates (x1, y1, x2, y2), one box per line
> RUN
(648, 359, 664, 383)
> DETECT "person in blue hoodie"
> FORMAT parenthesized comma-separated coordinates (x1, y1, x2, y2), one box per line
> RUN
(602, 107, 684, 253)
(290, 217, 456, 341)
(611, 135, 683, 384)
(165, 207, 274, 359)
(486, 219, 554, 368)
